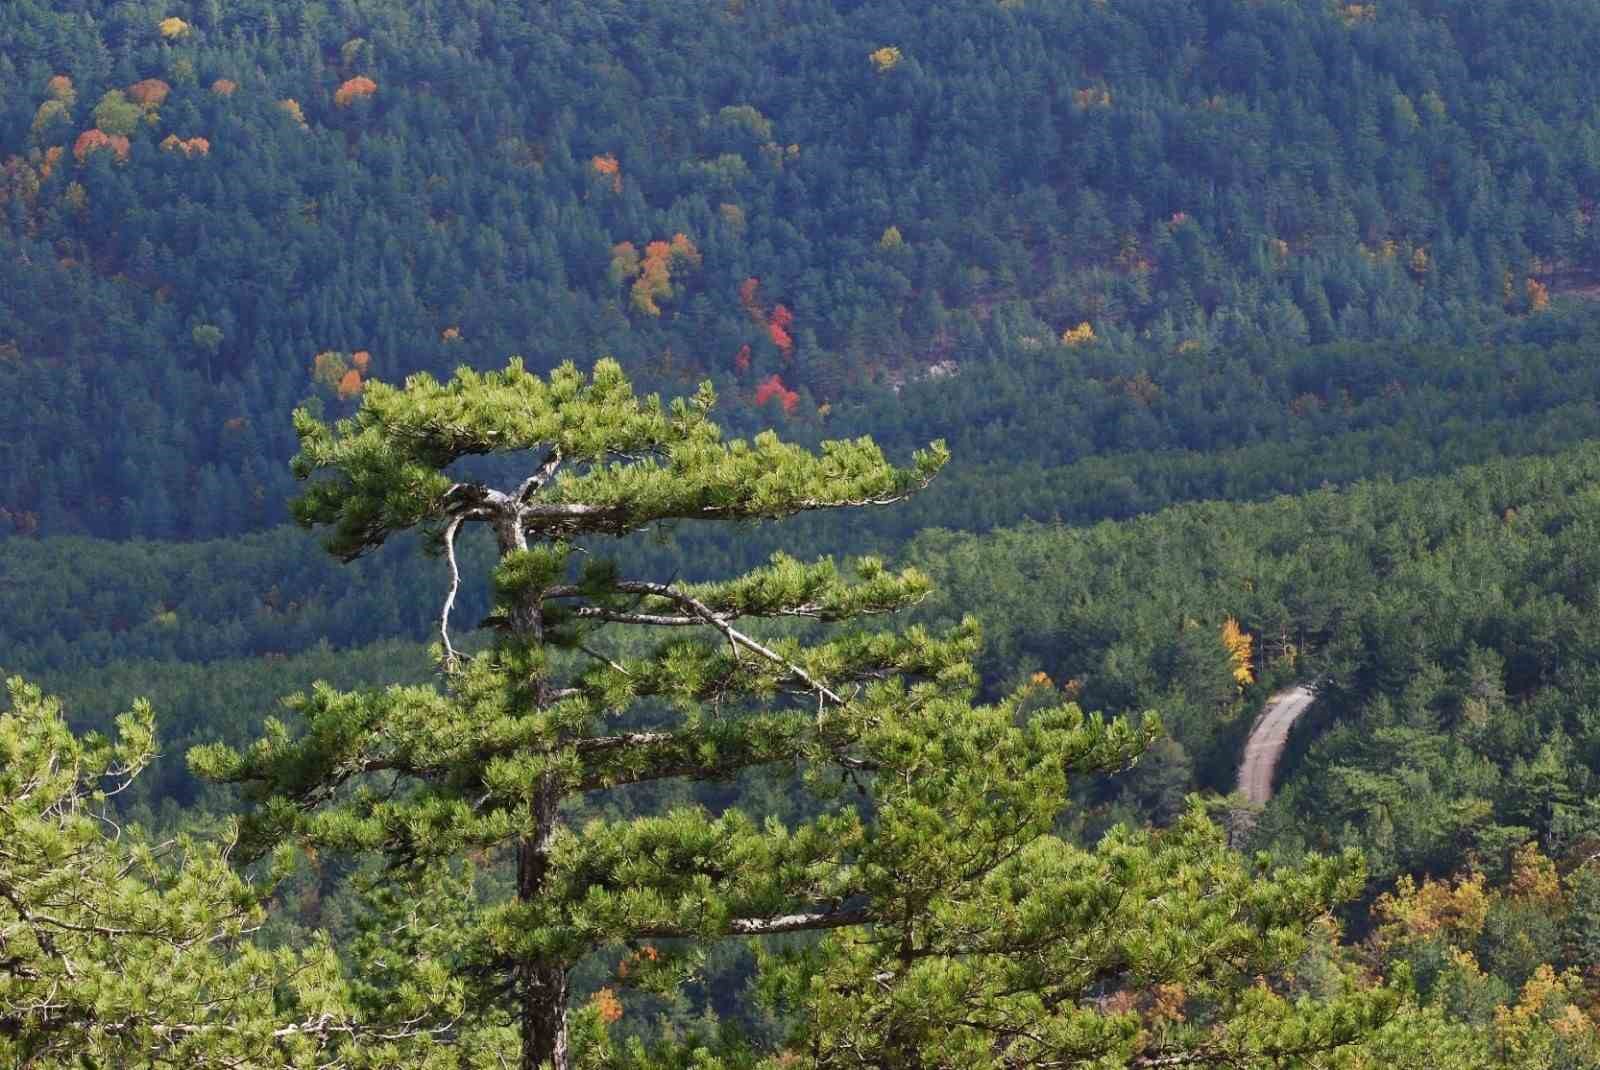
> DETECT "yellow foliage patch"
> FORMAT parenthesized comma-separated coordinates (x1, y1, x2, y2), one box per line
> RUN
(869, 46, 902, 72)
(1526, 276, 1550, 313)
(1374, 871, 1491, 945)
(160, 134, 211, 158)
(1509, 842, 1560, 904)
(1061, 322, 1096, 346)
(1221, 617, 1254, 685)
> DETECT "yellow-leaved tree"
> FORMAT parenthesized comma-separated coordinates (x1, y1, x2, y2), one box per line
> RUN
(1221, 617, 1254, 686)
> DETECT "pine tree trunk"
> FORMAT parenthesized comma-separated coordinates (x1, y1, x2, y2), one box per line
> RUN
(519, 778, 568, 1070)
(494, 516, 570, 1070)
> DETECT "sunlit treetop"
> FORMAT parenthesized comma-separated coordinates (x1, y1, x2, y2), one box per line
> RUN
(290, 358, 947, 559)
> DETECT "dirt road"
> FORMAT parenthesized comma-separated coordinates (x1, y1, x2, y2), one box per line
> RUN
(1237, 685, 1315, 804)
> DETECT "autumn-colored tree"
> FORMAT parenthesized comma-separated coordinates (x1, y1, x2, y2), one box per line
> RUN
(590, 153, 621, 192)
(733, 343, 752, 374)
(1526, 277, 1551, 313)
(1221, 617, 1254, 686)
(33, 77, 77, 141)
(739, 276, 764, 320)
(869, 45, 902, 72)
(768, 303, 795, 356)
(311, 351, 359, 396)
(30, 100, 70, 139)
(127, 78, 172, 110)
(668, 232, 701, 266)
(616, 234, 700, 316)
(1370, 846, 1600, 1066)
(211, 78, 238, 97)
(0, 156, 43, 211)
(278, 99, 307, 127)
(1062, 321, 1096, 346)
(592, 988, 623, 1026)
(631, 254, 673, 316)
(754, 372, 800, 414)
(45, 74, 75, 105)
(333, 76, 378, 107)
(160, 134, 211, 158)
(158, 16, 190, 39)
(72, 129, 131, 164)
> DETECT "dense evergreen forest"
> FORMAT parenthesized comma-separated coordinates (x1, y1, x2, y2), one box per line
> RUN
(10, 0, 1600, 539)
(12, 0, 1600, 1066)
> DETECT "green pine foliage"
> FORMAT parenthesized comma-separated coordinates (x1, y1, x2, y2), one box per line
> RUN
(0, 677, 458, 1067)
(10, 1, 1600, 1060)
(186, 361, 1405, 1068)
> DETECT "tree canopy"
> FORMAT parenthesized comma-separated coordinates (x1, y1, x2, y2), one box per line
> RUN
(182, 361, 1405, 1069)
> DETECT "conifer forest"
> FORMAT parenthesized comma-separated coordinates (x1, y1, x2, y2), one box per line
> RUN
(13, 1, 1600, 1066)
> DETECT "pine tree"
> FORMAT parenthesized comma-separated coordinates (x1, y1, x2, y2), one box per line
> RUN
(0, 678, 452, 1067)
(191, 360, 1404, 1069)
(192, 358, 956, 1068)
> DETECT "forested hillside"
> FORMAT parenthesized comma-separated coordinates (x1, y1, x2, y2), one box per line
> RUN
(12, 0, 1600, 1066)
(9, 0, 1600, 538)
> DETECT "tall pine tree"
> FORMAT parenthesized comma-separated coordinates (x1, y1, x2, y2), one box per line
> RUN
(193, 360, 1403, 1069)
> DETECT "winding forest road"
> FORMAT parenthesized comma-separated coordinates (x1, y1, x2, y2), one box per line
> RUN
(1237, 685, 1316, 804)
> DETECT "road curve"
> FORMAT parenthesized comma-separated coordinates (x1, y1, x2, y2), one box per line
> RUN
(1237, 685, 1316, 804)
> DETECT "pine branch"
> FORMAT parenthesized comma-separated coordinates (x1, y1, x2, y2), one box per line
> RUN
(631, 905, 874, 939)
(439, 515, 466, 671)
(552, 580, 846, 705)
(515, 448, 563, 503)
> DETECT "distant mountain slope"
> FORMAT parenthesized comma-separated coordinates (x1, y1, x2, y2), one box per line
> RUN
(6, 0, 1600, 537)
